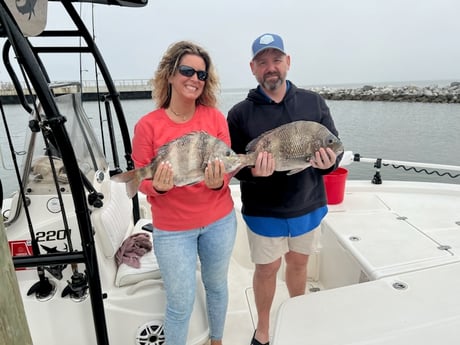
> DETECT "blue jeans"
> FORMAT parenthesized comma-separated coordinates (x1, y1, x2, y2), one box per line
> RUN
(153, 210, 237, 345)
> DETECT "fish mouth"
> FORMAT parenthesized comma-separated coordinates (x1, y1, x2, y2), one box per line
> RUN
(335, 145, 345, 158)
(335, 143, 345, 154)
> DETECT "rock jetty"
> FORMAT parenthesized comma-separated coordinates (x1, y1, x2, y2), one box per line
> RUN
(308, 82, 460, 103)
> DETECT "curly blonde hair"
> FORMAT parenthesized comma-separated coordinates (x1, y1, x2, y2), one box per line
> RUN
(151, 40, 220, 108)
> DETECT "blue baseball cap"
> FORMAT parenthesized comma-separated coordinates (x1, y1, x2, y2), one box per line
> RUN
(252, 33, 285, 58)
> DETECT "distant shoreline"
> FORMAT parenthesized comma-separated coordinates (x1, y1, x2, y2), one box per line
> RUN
(0, 90, 152, 105)
(309, 82, 460, 103)
(0, 82, 459, 104)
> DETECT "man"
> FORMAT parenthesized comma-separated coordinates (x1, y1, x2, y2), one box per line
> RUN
(227, 33, 341, 345)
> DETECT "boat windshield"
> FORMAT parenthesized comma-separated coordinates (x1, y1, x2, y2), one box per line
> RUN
(24, 93, 108, 195)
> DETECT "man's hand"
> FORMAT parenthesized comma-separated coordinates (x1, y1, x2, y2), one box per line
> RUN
(310, 148, 337, 170)
(251, 152, 275, 177)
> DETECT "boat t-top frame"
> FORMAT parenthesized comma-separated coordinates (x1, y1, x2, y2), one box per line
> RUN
(0, 1, 147, 344)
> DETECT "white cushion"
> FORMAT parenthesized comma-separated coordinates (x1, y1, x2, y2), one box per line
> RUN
(92, 181, 161, 287)
(115, 249, 161, 287)
(95, 181, 133, 258)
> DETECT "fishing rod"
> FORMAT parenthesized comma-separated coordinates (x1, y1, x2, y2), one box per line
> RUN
(40, 128, 89, 298)
(0, 100, 55, 298)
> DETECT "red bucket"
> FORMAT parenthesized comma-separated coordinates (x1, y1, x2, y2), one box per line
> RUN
(323, 167, 348, 205)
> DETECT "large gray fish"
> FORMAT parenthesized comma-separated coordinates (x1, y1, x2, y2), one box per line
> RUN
(111, 131, 246, 198)
(244, 120, 344, 175)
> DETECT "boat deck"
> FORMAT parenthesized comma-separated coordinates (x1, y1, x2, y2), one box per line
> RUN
(226, 181, 460, 345)
(7, 180, 460, 345)
(274, 261, 460, 345)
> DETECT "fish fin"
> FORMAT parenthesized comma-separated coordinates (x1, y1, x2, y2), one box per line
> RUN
(245, 127, 280, 151)
(286, 165, 311, 175)
(228, 165, 244, 178)
(183, 181, 200, 186)
(126, 177, 141, 199)
(157, 131, 208, 156)
(111, 170, 136, 183)
(245, 138, 257, 152)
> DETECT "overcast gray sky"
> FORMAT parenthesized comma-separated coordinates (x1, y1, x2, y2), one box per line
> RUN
(8, 0, 460, 89)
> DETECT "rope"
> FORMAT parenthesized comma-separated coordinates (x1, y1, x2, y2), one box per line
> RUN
(382, 163, 460, 179)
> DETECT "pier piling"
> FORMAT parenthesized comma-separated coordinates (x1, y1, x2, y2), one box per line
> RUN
(0, 219, 33, 345)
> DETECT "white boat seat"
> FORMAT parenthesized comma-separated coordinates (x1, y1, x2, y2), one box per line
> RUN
(91, 181, 161, 287)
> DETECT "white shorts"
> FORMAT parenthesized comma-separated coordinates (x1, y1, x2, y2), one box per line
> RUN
(246, 226, 321, 264)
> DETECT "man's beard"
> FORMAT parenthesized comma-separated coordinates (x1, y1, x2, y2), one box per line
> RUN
(262, 73, 284, 91)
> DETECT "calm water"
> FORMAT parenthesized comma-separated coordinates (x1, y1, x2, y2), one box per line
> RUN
(1, 90, 460, 196)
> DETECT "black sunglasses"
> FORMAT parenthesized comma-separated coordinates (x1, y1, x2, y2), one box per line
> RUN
(177, 65, 208, 81)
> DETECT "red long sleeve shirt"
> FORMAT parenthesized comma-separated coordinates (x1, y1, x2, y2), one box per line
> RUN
(132, 105, 234, 230)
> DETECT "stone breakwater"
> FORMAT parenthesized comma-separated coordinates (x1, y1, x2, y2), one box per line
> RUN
(308, 82, 460, 103)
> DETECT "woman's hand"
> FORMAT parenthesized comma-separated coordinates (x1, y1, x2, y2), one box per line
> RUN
(205, 158, 225, 189)
(152, 161, 174, 193)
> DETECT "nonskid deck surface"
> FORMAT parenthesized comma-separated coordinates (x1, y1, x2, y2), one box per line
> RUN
(226, 181, 460, 345)
(224, 268, 325, 344)
(273, 261, 460, 345)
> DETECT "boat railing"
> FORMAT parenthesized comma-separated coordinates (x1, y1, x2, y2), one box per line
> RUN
(340, 150, 460, 184)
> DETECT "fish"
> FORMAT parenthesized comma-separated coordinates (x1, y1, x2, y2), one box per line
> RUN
(111, 131, 246, 198)
(244, 120, 344, 175)
(112, 122, 343, 197)
(16, 0, 38, 20)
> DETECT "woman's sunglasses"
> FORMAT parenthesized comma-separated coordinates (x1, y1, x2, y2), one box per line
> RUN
(177, 65, 208, 81)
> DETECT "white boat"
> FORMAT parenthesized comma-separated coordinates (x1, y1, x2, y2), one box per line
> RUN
(1, 1, 460, 345)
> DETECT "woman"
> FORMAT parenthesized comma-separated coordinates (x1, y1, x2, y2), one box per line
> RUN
(131, 41, 236, 345)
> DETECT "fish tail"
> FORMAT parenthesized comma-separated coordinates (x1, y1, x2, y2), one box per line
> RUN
(111, 170, 137, 183)
(111, 170, 141, 198)
(238, 152, 257, 168)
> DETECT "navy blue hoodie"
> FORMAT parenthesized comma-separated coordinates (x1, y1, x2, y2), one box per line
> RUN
(227, 82, 341, 218)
